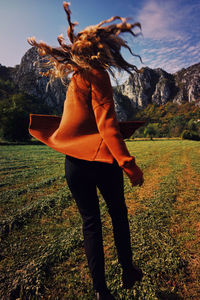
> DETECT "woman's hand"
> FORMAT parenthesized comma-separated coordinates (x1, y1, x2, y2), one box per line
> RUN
(130, 164, 144, 187)
(123, 159, 144, 187)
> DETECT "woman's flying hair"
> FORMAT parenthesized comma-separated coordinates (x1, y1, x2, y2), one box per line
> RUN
(27, 2, 142, 81)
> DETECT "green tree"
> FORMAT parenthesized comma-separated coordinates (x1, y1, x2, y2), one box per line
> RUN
(0, 93, 50, 142)
(169, 115, 186, 137)
(144, 123, 158, 140)
(187, 119, 198, 132)
(181, 130, 200, 141)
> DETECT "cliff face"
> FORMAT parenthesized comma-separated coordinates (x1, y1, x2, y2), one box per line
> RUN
(1, 47, 199, 120)
(9, 47, 68, 114)
(114, 64, 200, 120)
(173, 63, 200, 104)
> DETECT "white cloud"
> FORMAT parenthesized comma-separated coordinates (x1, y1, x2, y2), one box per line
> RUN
(137, 0, 184, 40)
(153, 47, 180, 55)
(133, 43, 199, 74)
(187, 46, 196, 51)
(185, 42, 200, 57)
(126, 0, 200, 75)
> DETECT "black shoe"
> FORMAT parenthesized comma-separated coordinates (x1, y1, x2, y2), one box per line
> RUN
(122, 264, 143, 289)
(96, 290, 116, 300)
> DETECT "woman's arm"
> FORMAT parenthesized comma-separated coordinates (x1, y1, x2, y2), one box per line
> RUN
(90, 68, 144, 186)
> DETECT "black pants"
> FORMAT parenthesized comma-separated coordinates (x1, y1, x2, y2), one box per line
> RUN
(65, 155, 132, 292)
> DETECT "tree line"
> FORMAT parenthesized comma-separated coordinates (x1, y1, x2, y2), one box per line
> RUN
(132, 102, 200, 140)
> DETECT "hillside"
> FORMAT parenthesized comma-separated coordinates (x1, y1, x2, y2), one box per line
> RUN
(132, 102, 200, 138)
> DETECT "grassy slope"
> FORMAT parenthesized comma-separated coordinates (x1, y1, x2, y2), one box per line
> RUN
(0, 141, 199, 299)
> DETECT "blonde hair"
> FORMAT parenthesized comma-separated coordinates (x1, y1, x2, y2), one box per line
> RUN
(27, 2, 142, 81)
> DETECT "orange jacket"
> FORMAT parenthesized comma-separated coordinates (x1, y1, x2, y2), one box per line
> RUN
(29, 68, 143, 179)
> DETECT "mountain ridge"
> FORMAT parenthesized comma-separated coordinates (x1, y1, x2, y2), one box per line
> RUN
(114, 63, 200, 120)
(0, 47, 199, 120)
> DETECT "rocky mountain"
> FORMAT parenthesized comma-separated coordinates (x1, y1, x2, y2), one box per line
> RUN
(114, 63, 200, 120)
(1, 47, 68, 114)
(173, 64, 200, 104)
(1, 47, 199, 120)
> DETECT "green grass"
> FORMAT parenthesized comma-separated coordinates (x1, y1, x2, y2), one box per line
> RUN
(0, 141, 199, 299)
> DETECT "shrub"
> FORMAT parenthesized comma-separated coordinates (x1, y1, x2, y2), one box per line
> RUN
(144, 123, 160, 140)
(181, 130, 200, 141)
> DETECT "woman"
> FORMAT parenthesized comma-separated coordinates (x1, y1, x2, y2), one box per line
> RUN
(28, 2, 144, 299)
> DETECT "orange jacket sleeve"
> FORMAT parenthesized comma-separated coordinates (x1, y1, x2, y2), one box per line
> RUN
(89, 68, 141, 180)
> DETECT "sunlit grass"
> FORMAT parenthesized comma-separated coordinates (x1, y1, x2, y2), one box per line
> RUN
(0, 140, 199, 299)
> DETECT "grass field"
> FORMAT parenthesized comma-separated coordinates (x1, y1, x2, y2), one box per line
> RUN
(0, 140, 199, 299)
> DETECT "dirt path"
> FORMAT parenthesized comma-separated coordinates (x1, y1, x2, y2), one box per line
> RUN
(170, 152, 200, 299)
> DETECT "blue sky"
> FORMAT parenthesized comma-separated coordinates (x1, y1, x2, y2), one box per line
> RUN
(0, 0, 199, 78)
